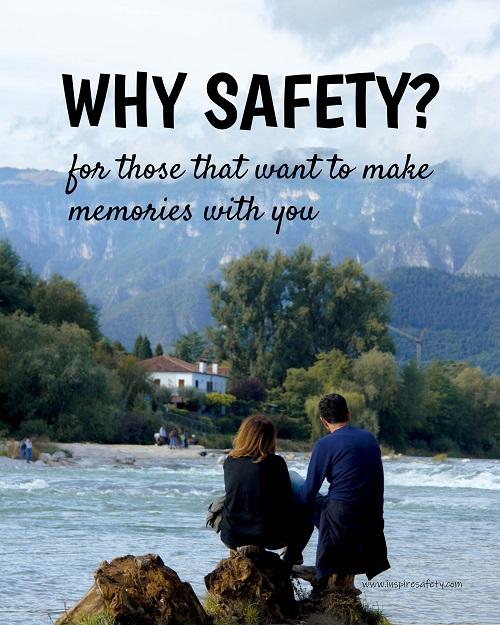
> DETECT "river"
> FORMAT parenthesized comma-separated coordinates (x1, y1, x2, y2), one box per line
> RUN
(0, 454, 499, 625)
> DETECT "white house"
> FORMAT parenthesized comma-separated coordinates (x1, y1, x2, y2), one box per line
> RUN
(140, 355, 228, 394)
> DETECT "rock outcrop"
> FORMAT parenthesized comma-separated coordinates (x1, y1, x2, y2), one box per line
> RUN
(204, 546, 296, 623)
(55, 553, 210, 625)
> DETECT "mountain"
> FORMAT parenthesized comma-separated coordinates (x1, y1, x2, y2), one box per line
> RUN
(0, 154, 499, 354)
(459, 227, 500, 275)
(385, 268, 500, 374)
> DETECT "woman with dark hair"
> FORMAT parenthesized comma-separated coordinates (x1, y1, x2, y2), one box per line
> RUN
(220, 414, 311, 564)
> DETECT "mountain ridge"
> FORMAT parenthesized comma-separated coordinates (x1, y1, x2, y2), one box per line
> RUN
(0, 157, 498, 357)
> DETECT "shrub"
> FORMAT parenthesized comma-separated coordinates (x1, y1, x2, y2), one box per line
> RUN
(230, 377, 267, 402)
(178, 386, 206, 411)
(167, 405, 190, 417)
(54, 413, 85, 442)
(216, 415, 244, 434)
(152, 386, 172, 407)
(120, 410, 163, 444)
(206, 393, 236, 407)
(272, 414, 310, 440)
(200, 433, 234, 449)
(18, 418, 54, 439)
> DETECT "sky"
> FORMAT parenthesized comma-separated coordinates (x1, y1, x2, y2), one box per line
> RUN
(1, 0, 499, 175)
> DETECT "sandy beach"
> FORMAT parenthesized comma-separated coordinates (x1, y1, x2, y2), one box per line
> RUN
(58, 442, 212, 464)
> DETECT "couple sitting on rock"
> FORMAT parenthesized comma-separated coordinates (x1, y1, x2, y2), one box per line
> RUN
(220, 393, 390, 593)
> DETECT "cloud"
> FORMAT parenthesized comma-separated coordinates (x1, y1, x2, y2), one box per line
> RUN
(267, 0, 438, 54)
(0, 0, 499, 175)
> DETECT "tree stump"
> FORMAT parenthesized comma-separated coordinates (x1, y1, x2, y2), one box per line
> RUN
(56, 553, 210, 625)
(205, 547, 296, 623)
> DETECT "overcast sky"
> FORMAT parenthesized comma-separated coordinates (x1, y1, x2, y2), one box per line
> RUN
(1, 0, 499, 175)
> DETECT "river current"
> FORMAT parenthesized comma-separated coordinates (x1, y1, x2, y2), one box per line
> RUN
(0, 454, 499, 625)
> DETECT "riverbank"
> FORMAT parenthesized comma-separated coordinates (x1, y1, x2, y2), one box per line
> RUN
(0, 440, 306, 470)
(54, 442, 301, 468)
(0, 438, 213, 468)
(60, 442, 209, 462)
(0, 438, 457, 469)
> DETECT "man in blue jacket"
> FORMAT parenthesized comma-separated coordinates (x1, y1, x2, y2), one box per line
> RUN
(298, 393, 390, 591)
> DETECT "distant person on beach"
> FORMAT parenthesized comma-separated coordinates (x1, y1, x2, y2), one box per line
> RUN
(220, 415, 312, 565)
(25, 437, 33, 464)
(19, 438, 26, 461)
(159, 425, 167, 446)
(169, 428, 178, 449)
(296, 393, 390, 592)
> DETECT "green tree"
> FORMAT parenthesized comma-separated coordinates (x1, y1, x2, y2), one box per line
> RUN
(32, 274, 100, 340)
(352, 350, 398, 412)
(281, 367, 323, 415)
(421, 361, 468, 451)
(230, 377, 267, 402)
(387, 360, 427, 449)
(0, 312, 118, 437)
(271, 349, 354, 425)
(452, 365, 500, 454)
(96, 338, 154, 427)
(172, 330, 211, 362)
(142, 335, 153, 359)
(112, 340, 127, 353)
(0, 240, 35, 314)
(94, 338, 115, 368)
(154, 343, 164, 356)
(133, 335, 144, 358)
(132, 334, 153, 359)
(208, 246, 392, 386)
(305, 349, 352, 390)
(114, 354, 151, 416)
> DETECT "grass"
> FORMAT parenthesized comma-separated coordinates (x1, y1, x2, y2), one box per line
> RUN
(199, 433, 234, 450)
(242, 602, 262, 625)
(358, 603, 391, 625)
(74, 610, 116, 625)
(379, 444, 397, 457)
(0, 436, 72, 461)
(204, 594, 263, 625)
(432, 452, 448, 462)
(0, 439, 20, 459)
(199, 435, 313, 452)
(277, 438, 312, 452)
(321, 593, 391, 625)
(204, 594, 236, 625)
(36, 439, 63, 455)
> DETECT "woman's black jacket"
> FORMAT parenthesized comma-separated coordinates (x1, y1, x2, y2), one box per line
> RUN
(220, 454, 293, 549)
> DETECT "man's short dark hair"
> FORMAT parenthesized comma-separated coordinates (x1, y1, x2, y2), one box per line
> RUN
(318, 393, 349, 423)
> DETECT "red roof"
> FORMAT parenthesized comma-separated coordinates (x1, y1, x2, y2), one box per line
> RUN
(140, 355, 229, 377)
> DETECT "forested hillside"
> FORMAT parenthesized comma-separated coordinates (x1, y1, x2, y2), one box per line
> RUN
(2, 241, 499, 456)
(386, 268, 500, 373)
